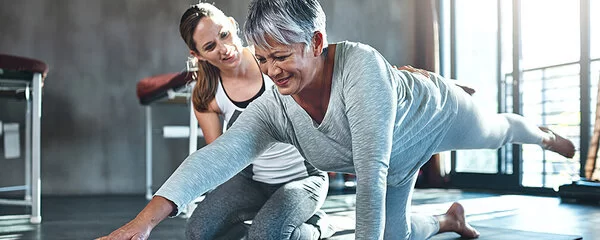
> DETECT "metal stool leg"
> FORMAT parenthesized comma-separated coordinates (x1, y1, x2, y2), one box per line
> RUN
(184, 85, 199, 217)
(188, 93, 198, 158)
(30, 73, 42, 224)
(146, 106, 153, 200)
(25, 85, 32, 202)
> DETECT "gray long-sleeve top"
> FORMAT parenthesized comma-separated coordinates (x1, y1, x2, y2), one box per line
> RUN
(156, 41, 459, 239)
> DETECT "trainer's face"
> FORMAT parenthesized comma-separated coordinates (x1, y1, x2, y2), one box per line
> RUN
(254, 37, 320, 96)
(191, 16, 242, 70)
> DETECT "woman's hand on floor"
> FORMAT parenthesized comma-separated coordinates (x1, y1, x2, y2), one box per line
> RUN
(96, 218, 153, 240)
(96, 196, 175, 240)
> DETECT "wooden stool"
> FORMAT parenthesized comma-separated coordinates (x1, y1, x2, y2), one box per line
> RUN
(586, 75, 600, 181)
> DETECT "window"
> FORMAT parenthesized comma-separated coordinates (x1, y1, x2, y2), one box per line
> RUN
(443, 0, 592, 189)
(591, 0, 600, 59)
(453, 0, 499, 174)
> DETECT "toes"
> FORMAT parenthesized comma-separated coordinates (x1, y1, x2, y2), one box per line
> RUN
(462, 224, 480, 239)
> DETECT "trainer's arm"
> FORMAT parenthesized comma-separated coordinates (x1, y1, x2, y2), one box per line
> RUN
(97, 97, 279, 240)
(155, 98, 279, 215)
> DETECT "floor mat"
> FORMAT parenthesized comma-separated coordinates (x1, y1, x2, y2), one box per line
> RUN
(430, 225, 582, 240)
(410, 195, 523, 222)
(326, 195, 556, 240)
(326, 195, 524, 236)
(328, 225, 582, 240)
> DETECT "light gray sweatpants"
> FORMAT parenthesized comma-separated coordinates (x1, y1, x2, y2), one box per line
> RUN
(384, 81, 549, 240)
(185, 168, 328, 240)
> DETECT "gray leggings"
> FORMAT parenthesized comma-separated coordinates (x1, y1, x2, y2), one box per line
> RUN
(185, 170, 329, 240)
(384, 82, 549, 240)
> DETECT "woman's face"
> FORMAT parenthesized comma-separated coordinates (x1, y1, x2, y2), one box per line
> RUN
(192, 16, 242, 70)
(254, 37, 320, 96)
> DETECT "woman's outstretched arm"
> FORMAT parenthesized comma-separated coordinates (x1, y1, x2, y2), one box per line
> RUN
(97, 96, 280, 240)
(96, 196, 176, 240)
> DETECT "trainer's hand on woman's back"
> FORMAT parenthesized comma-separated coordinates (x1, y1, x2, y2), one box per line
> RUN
(395, 65, 430, 77)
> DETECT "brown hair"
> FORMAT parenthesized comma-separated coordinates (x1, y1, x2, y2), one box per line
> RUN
(179, 3, 227, 112)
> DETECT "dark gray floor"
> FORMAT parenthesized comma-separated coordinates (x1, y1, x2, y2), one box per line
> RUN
(0, 189, 598, 240)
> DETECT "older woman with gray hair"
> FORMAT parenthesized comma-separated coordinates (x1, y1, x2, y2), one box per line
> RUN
(240, 0, 573, 239)
(98, 0, 575, 239)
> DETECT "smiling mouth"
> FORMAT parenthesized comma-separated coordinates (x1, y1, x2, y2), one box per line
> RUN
(222, 52, 236, 62)
(274, 76, 290, 86)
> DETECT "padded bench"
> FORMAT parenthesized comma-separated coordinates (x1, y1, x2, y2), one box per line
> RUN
(0, 53, 48, 224)
(137, 72, 191, 105)
(136, 72, 204, 204)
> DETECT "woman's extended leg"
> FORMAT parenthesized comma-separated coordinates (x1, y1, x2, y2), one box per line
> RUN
(437, 83, 574, 158)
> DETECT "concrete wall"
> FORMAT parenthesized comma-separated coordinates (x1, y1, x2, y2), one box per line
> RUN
(0, 0, 419, 195)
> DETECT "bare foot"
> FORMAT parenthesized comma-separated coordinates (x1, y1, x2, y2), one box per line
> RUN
(437, 202, 480, 239)
(539, 127, 576, 158)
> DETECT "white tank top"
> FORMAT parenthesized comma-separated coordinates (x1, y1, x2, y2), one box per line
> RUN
(214, 74, 317, 184)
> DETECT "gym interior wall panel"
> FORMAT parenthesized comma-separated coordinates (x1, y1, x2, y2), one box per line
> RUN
(0, 0, 418, 195)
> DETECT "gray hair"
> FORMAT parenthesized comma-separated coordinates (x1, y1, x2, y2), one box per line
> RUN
(244, 0, 327, 50)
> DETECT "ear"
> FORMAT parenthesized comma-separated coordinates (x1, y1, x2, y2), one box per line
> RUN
(190, 50, 206, 61)
(311, 31, 325, 57)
